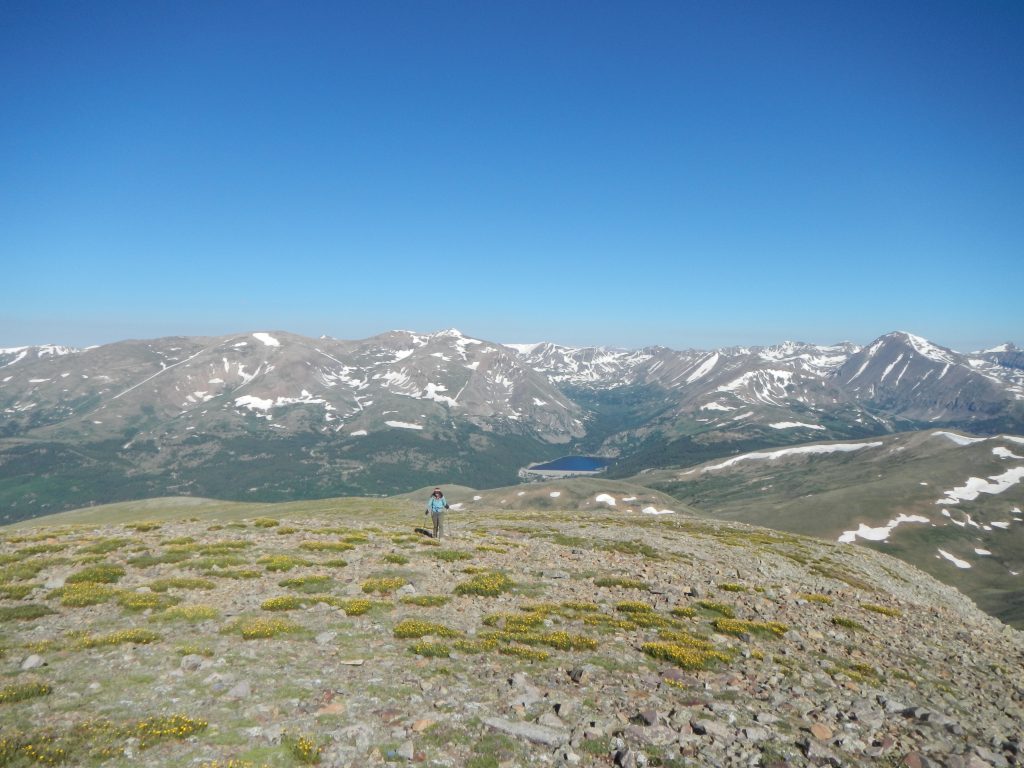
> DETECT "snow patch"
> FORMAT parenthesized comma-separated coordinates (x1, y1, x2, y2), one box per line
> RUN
(235, 395, 275, 410)
(770, 422, 825, 431)
(350, 430, 368, 436)
(549, 491, 561, 498)
(937, 549, 972, 569)
(252, 333, 280, 347)
(385, 420, 423, 430)
(902, 332, 956, 364)
(423, 383, 458, 407)
(235, 390, 326, 411)
(934, 431, 986, 446)
(686, 353, 719, 383)
(991, 521, 1011, 529)
(701, 402, 734, 412)
(641, 507, 675, 515)
(837, 514, 930, 544)
(595, 493, 616, 506)
(993, 446, 1024, 460)
(975, 548, 992, 556)
(936, 467, 1024, 504)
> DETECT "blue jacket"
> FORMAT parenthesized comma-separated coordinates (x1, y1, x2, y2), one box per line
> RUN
(427, 495, 448, 514)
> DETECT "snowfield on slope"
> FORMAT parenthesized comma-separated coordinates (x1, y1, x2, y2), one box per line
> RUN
(701, 441, 883, 472)
(838, 514, 931, 544)
(936, 467, 1024, 504)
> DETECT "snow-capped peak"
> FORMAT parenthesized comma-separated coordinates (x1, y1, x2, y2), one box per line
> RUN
(889, 331, 957, 364)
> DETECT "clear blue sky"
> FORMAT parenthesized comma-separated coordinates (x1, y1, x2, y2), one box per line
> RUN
(2, 1, 1022, 352)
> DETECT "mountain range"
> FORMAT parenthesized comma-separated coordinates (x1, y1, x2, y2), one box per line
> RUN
(1, 328, 1022, 522)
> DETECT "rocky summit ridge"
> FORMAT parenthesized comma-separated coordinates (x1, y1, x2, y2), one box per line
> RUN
(1, 500, 1021, 767)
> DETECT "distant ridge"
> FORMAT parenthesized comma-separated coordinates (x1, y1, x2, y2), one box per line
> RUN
(1, 328, 1022, 521)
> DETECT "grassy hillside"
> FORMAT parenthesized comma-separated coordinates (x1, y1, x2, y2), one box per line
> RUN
(1, 500, 1020, 767)
(636, 431, 1024, 627)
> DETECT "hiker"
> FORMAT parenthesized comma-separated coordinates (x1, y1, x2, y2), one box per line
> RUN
(425, 487, 449, 539)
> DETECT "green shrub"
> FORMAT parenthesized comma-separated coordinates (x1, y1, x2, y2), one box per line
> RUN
(336, 598, 374, 616)
(832, 616, 864, 631)
(278, 574, 333, 592)
(283, 732, 321, 764)
(400, 595, 450, 607)
(713, 618, 788, 637)
(56, 583, 118, 606)
(79, 538, 132, 554)
(0, 681, 52, 704)
(79, 628, 161, 647)
(125, 522, 162, 532)
(160, 605, 219, 622)
(0, 604, 55, 621)
(259, 554, 308, 572)
(593, 577, 646, 590)
(430, 549, 474, 562)
(641, 640, 729, 670)
(135, 714, 207, 748)
(615, 601, 654, 614)
(261, 595, 305, 611)
(223, 617, 301, 640)
(148, 577, 216, 592)
(454, 572, 514, 597)
(0, 583, 37, 600)
(799, 593, 834, 605)
(128, 550, 192, 567)
(208, 568, 261, 579)
(860, 602, 902, 617)
(393, 619, 460, 639)
(499, 645, 549, 661)
(409, 641, 451, 658)
(361, 577, 406, 594)
(299, 541, 354, 553)
(117, 592, 179, 611)
(697, 600, 735, 618)
(66, 564, 125, 584)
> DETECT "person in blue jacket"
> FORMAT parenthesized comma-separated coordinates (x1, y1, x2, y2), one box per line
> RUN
(425, 487, 449, 539)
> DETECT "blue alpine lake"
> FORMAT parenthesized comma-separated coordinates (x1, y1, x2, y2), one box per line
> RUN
(528, 456, 611, 472)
